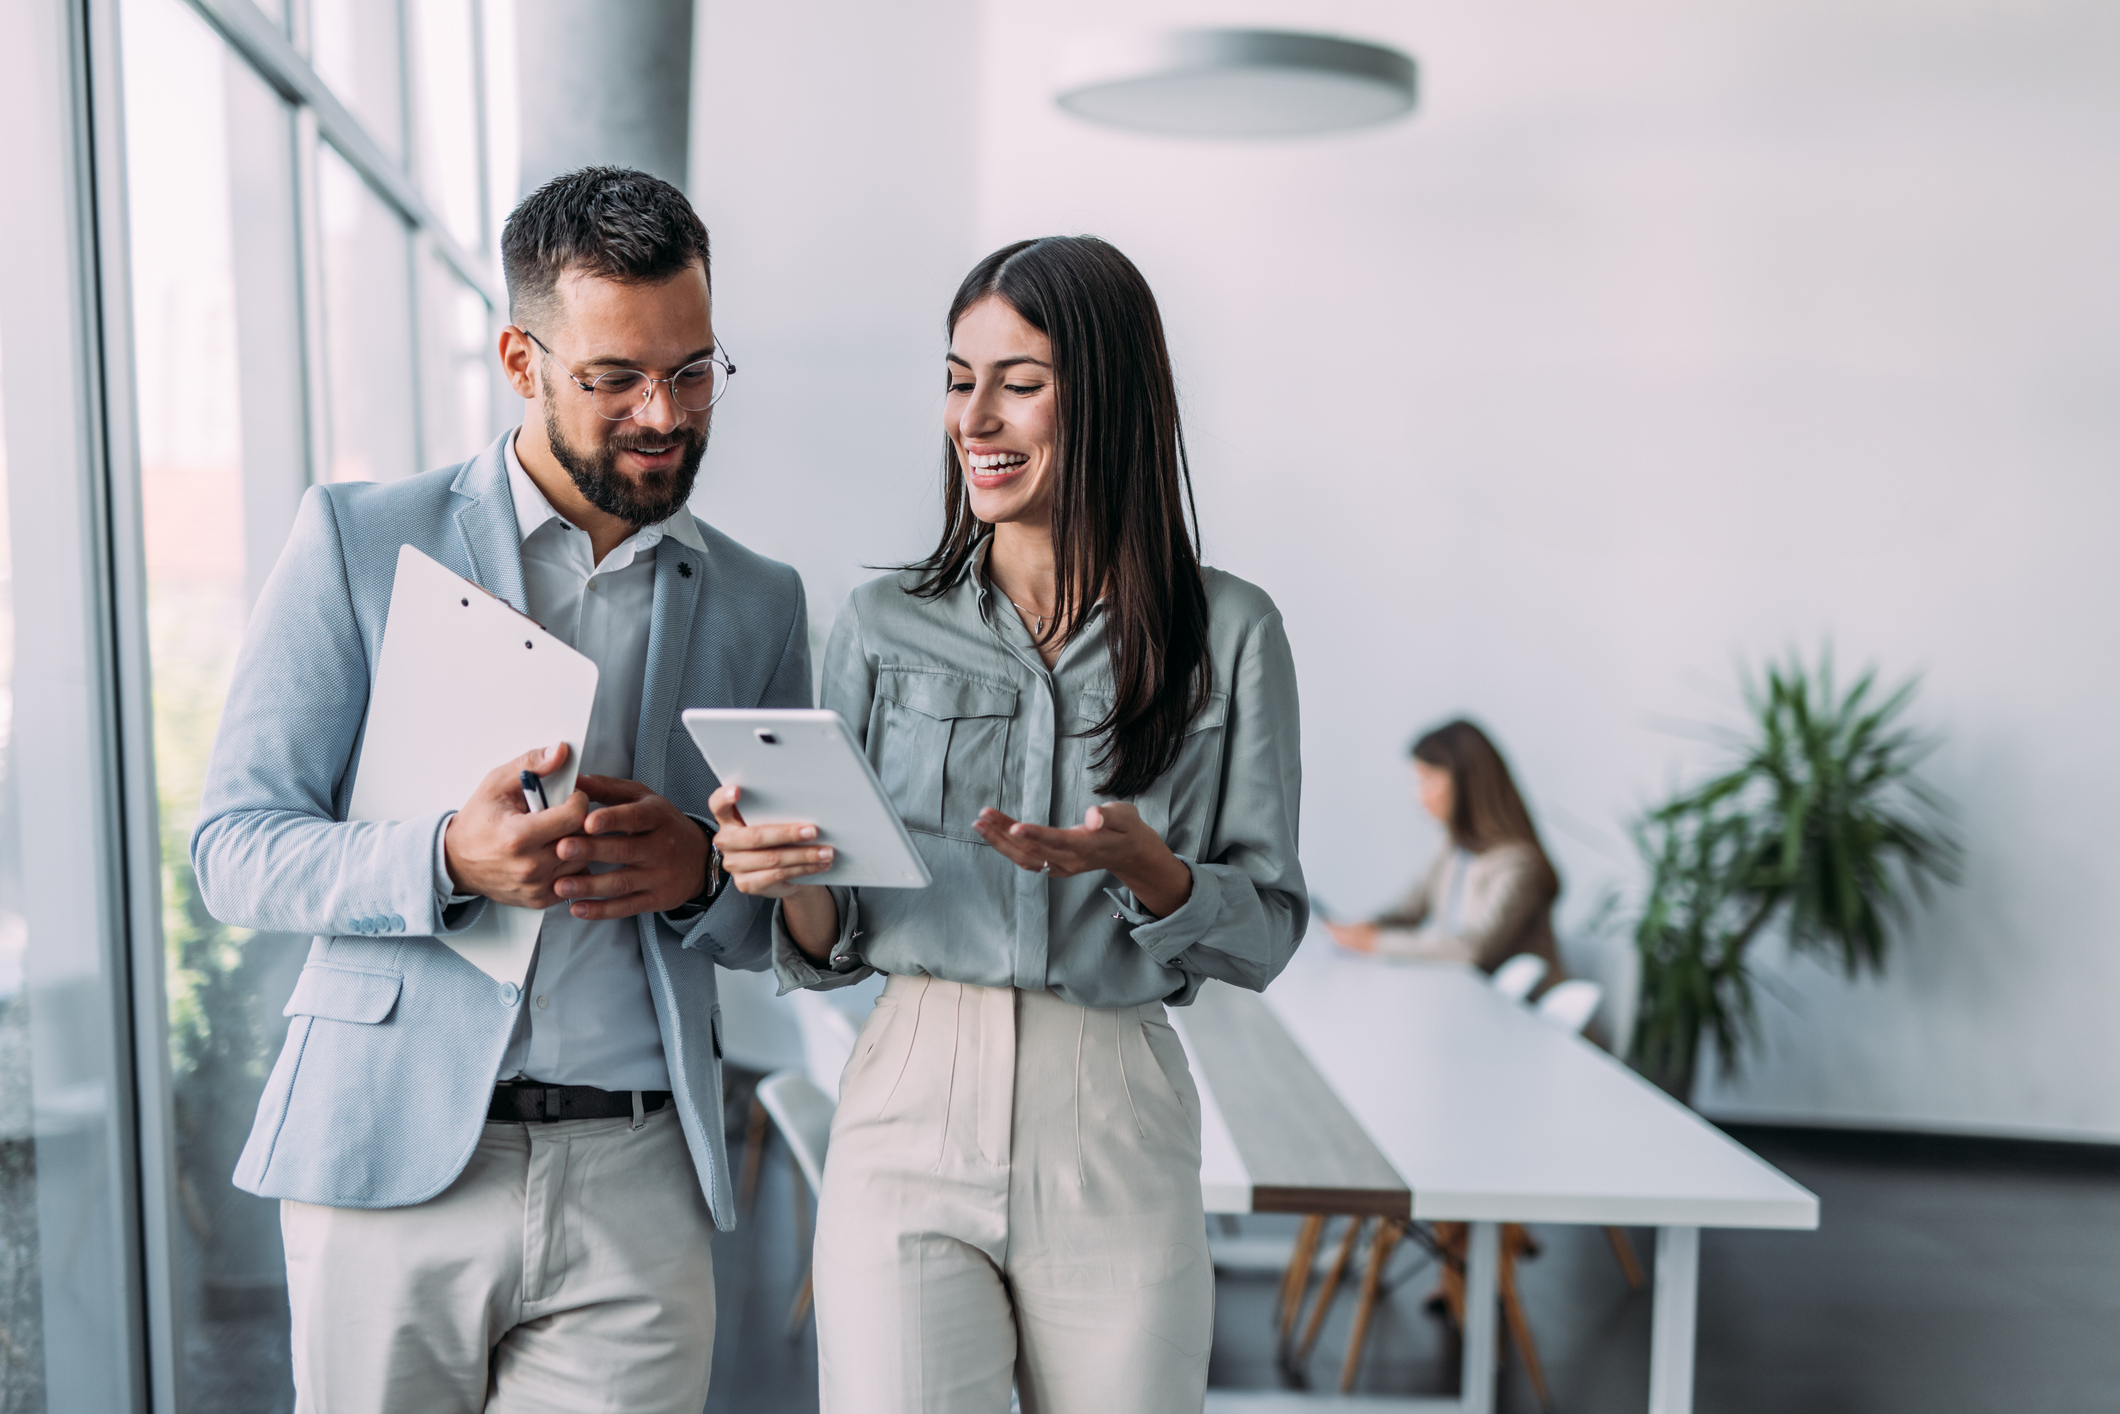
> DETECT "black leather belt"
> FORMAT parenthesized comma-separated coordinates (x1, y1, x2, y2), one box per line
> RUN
(487, 1081, 672, 1124)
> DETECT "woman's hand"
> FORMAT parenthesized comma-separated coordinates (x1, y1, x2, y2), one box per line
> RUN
(1327, 921, 1381, 954)
(707, 784, 839, 961)
(974, 802, 1194, 920)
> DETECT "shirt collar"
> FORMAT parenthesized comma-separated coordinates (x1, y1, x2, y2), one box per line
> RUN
(504, 428, 710, 556)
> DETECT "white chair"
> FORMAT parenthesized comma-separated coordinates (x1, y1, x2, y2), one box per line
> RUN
(754, 1068, 836, 1334)
(1489, 954, 1548, 1004)
(1525, 976, 1645, 1301)
(716, 964, 808, 1215)
(789, 987, 860, 1101)
(1534, 979, 1603, 1036)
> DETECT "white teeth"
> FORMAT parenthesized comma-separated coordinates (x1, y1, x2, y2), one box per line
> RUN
(970, 452, 1028, 471)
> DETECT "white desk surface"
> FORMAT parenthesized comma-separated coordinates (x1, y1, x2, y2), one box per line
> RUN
(1247, 938, 1818, 1229)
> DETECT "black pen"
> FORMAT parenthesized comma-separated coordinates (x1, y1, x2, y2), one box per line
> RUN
(520, 769, 550, 814)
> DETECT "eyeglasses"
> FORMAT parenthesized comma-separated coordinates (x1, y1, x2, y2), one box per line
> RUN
(521, 327, 737, 421)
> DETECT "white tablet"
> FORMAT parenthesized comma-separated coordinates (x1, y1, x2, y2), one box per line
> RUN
(680, 709, 933, 890)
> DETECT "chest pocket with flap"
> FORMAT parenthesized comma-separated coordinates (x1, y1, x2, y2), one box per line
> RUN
(283, 962, 404, 1025)
(872, 666, 1018, 840)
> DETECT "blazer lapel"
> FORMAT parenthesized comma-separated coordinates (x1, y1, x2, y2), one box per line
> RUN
(635, 537, 703, 793)
(450, 433, 529, 613)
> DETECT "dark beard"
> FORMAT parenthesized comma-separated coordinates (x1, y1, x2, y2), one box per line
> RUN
(541, 391, 709, 528)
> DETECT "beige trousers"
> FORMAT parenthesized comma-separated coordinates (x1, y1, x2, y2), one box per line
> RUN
(815, 975, 1213, 1414)
(280, 1106, 715, 1414)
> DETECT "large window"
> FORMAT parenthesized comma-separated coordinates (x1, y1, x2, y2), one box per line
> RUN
(109, 0, 513, 1405)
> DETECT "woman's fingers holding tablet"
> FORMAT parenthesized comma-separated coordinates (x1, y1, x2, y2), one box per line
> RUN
(710, 800, 835, 895)
(706, 783, 749, 830)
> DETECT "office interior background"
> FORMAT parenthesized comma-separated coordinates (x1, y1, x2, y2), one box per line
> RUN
(1, 0, 2115, 1410)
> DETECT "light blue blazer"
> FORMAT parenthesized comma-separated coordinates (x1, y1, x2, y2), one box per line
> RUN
(192, 433, 810, 1229)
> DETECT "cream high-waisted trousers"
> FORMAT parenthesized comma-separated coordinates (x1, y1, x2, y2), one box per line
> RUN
(814, 975, 1214, 1414)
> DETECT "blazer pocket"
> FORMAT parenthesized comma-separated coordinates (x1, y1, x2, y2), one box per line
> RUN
(282, 962, 404, 1025)
(872, 666, 1018, 839)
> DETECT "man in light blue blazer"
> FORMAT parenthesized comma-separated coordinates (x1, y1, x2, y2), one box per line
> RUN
(193, 168, 806, 1412)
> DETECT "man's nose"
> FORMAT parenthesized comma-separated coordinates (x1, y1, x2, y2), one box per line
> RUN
(633, 380, 683, 434)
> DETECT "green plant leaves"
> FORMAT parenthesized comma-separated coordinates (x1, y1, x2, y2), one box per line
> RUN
(1628, 649, 1961, 1096)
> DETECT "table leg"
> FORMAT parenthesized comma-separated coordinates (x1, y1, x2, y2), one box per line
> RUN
(1458, 1220, 1500, 1414)
(1647, 1225, 1700, 1414)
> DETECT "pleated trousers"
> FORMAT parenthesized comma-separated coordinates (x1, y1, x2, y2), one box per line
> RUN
(280, 1106, 715, 1413)
(814, 974, 1213, 1414)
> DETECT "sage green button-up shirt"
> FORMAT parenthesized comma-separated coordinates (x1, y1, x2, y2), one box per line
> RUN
(773, 544, 1307, 1009)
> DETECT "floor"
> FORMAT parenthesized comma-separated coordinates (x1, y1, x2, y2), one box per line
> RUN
(707, 1098, 2120, 1414)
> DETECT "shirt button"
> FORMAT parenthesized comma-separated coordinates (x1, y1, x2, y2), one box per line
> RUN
(499, 982, 521, 1006)
(586, 579, 598, 591)
(535, 994, 549, 1010)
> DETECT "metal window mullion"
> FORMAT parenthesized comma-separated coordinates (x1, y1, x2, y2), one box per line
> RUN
(294, 107, 334, 487)
(183, 0, 501, 306)
(74, 0, 187, 1398)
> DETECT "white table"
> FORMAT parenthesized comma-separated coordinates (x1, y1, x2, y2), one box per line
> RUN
(1175, 942, 1817, 1414)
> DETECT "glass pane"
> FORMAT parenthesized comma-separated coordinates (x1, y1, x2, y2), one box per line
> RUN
(309, 0, 406, 161)
(409, 0, 485, 250)
(419, 251, 498, 468)
(318, 145, 420, 481)
(121, 0, 308, 1406)
(0, 259, 46, 1414)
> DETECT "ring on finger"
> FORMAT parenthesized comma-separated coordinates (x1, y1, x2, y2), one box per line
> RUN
(1038, 859, 1052, 877)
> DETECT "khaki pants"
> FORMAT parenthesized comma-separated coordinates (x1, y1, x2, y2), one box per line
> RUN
(815, 976, 1213, 1414)
(281, 1106, 715, 1414)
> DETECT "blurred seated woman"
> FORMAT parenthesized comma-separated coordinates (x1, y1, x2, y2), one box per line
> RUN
(1326, 719, 1562, 983)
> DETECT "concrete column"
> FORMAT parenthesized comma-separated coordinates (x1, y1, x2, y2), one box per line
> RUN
(515, 0, 694, 195)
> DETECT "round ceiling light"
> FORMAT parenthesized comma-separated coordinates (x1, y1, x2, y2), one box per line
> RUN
(1055, 27, 1417, 139)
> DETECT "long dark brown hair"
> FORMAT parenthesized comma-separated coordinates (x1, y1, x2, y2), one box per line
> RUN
(1412, 720, 1559, 886)
(907, 236, 1209, 800)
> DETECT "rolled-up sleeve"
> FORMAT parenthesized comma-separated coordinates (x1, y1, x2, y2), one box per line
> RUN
(1117, 610, 1307, 992)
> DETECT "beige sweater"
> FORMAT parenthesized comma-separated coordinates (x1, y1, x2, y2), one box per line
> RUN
(1372, 840, 1562, 980)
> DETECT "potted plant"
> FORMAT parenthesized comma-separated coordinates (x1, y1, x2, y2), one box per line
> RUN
(1627, 653, 1961, 1101)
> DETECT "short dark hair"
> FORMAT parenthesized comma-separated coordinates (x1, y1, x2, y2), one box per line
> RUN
(501, 166, 711, 329)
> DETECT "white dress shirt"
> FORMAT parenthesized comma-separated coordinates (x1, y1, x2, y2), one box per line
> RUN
(446, 433, 709, 1090)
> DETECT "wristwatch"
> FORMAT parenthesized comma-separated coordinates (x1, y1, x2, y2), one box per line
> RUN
(666, 818, 726, 922)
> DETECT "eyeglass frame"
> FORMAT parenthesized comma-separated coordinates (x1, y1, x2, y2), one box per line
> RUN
(519, 326, 738, 420)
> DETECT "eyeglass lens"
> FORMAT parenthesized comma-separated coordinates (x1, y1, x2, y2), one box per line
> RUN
(586, 360, 729, 421)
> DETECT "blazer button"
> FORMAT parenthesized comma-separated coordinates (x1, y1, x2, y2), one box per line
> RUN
(499, 982, 521, 1006)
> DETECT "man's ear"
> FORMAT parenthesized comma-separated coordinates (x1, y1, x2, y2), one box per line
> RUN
(498, 325, 539, 400)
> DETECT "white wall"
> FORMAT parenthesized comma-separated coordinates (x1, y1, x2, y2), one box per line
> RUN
(694, 0, 2120, 1140)
(688, 0, 979, 643)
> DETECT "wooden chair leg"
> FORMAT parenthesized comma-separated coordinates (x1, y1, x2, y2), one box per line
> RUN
(785, 1269, 814, 1336)
(1278, 1214, 1327, 1341)
(1430, 1221, 1467, 1327)
(738, 1093, 768, 1213)
(1293, 1216, 1368, 1365)
(1498, 1236, 1554, 1412)
(1339, 1219, 1404, 1394)
(1606, 1225, 1646, 1289)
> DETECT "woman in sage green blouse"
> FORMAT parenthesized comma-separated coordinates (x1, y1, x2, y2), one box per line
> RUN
(709, 236, 1305, 1414)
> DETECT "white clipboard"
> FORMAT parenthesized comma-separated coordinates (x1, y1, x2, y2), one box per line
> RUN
(347, 545, 599, 985)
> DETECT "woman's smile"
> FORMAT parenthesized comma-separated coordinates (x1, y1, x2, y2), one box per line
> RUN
(964, 443, 1031, 489)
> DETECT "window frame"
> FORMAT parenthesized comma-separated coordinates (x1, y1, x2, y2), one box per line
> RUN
(72, 0, 514, 1405)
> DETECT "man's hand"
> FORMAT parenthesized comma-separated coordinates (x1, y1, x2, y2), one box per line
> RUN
(973, 801, 1194, 920)
(549, 774, 714, 920)
(443, 743, 595, 908)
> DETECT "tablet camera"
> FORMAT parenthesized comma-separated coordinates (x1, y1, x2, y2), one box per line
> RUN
(754, 729, 779, 745)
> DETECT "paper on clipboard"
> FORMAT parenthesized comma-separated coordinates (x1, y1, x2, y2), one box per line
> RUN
(347, 545, 599, 985)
